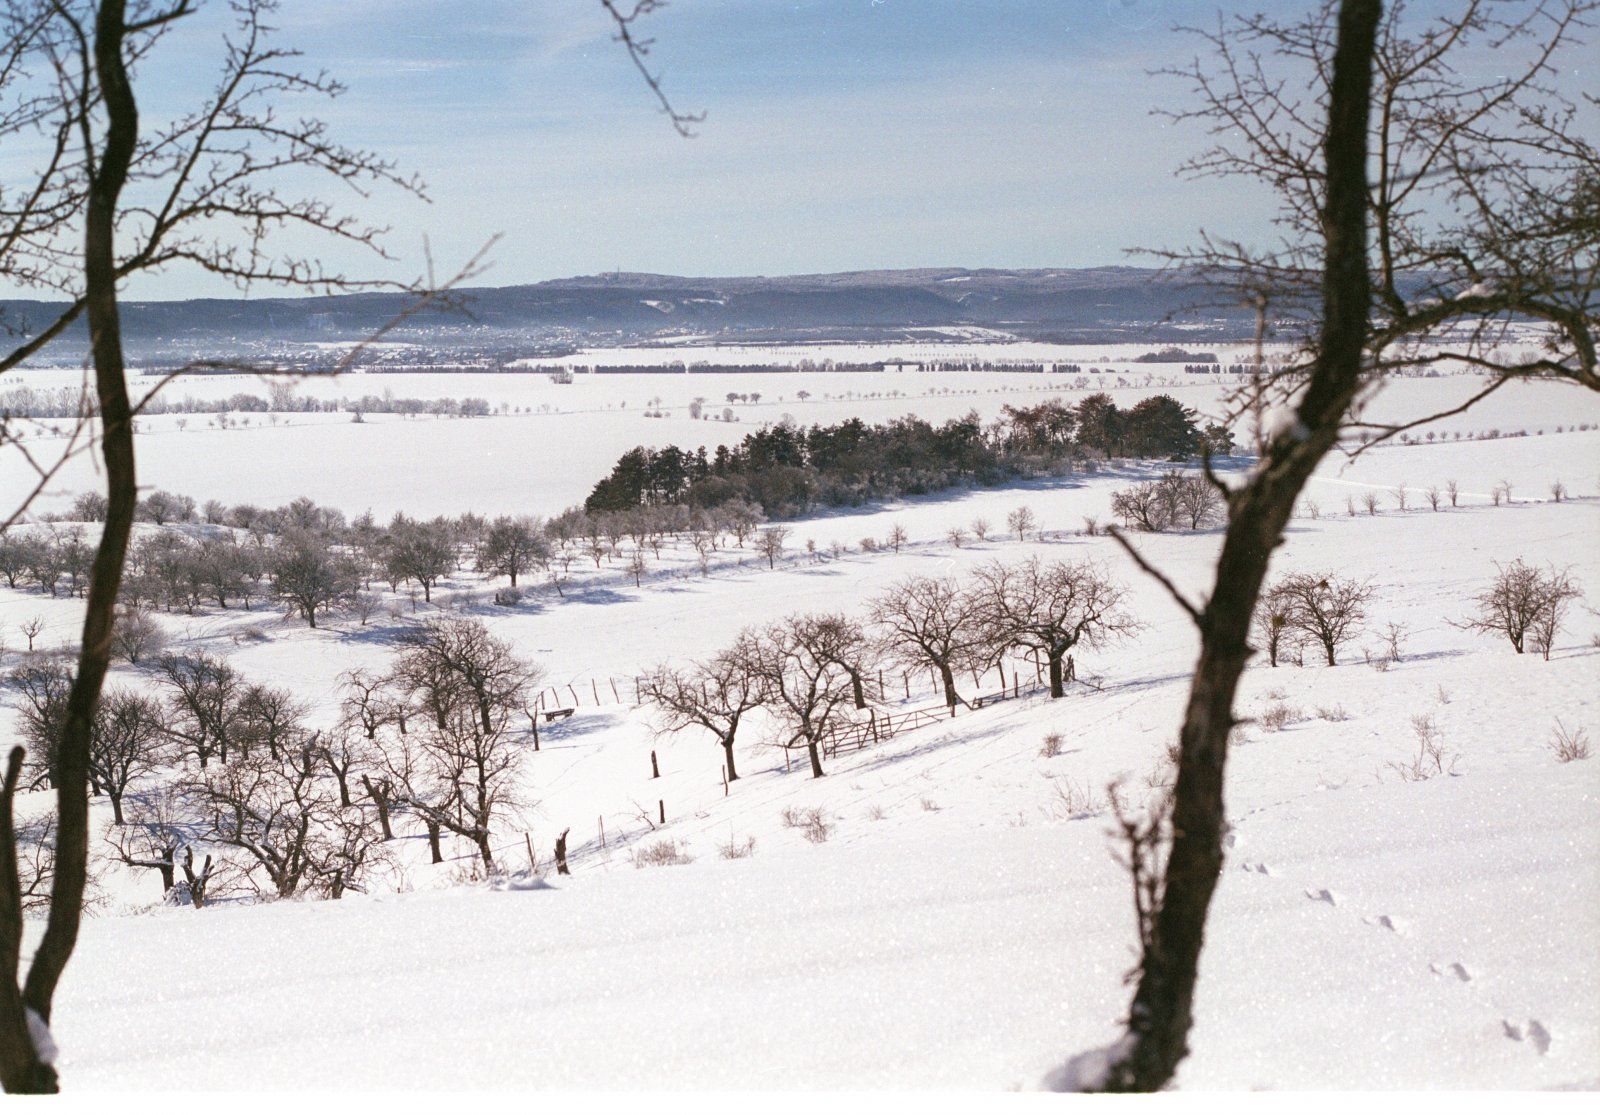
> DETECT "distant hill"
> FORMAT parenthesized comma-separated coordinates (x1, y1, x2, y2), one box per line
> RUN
(1, 266, 1265, 361)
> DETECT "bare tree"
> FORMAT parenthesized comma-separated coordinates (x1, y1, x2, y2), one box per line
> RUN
(750, 614, 857, 778)
(870, 575, 992, 710)
(755, 525, 790, 569)
(1250, 585, 1294, 669)
(272, 531, 359, 628)
(391, 617, 538, 735)
(640, 634, 766, 781)
(973, 559, 1137, 698)
(475, 516, 547, 588)
(108, 604, 166, 664)
(1275, 573, 1374, 666)
(1006, 505, 1038, 541)
(105, 787, 215, 907)
(86, 689, 165, 824)
(1462, 559, 1583, 658)
(157, 652, 241, 769)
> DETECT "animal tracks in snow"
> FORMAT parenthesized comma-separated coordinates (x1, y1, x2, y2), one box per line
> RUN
(1229, 823, 1556, 1066)
(1502, 1018, 1553, 1055)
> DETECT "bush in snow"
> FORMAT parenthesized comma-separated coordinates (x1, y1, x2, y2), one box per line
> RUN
(630, 838, 693, 868)
(1549, 720, 1591, 763)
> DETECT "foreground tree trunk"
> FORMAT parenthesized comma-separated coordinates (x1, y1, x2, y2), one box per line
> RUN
(0, 1, 141, 1094)
(721, 737, 739, 782)
(1091, 0, 1382, 1092)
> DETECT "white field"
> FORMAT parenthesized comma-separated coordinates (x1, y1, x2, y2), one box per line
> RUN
(4, 339, 1596, 519)
(0, 364, 1597, 1089)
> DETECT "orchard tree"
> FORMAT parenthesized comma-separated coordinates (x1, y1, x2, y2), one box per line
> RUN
(641, 633, 766, 781)
(973, 559, 1137, 698)
(870, 575, 991, 711)
(476, 516, 547, 588)
(1276, 572, 1372, 666)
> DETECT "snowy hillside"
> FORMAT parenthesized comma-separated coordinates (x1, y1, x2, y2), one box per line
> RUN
(2, 374, 1595, 1089)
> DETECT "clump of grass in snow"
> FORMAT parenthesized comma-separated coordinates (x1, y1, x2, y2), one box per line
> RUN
(1259, 702, 1304, 731)
(781, 806, 832, 843)
(717, 835, 757, 860)
(1550, 719, 1591, 763)
(630, 838, 693, 868)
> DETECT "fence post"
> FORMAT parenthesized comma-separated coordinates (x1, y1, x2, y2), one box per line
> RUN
(610, 678, 620, 702)
(592, 678, 600, 704)
(658, 799, 666, 825)
(525, 832, 536, 872)
(722, 765, 729, 797)
(599, 815, 605, 848)
(651, 750, 660, 779)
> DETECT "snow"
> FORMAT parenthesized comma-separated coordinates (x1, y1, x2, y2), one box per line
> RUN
(0, 368, 1596, 1089)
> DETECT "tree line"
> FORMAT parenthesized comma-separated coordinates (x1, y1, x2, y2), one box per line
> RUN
(586, 393, 1235, 516)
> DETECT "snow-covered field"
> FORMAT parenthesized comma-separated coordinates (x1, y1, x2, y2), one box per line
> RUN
(1, 367, 1597, 1090)
(5, 346, 1596, 518)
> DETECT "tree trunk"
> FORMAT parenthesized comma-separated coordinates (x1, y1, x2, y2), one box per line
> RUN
(426, 821, 442, 863)
(850, 671, 866, 709)
(1093, 0, 1380, 1091)
(363, 777, 393, 840)
(1048, 653, 1065, 699)
(939, 663, 959, 710)
(2, 3, 142, 1095)
(109, 792, 124, 826)
(555, 828, 570, 875)
(806, 738, 824, 779)
(721, 736, 739, 782)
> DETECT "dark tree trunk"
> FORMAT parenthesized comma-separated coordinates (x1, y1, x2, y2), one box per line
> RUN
(2, 3, 142, 1095)
(850, 671, 866, 709)
(1094, 0, 1381, 1092)
(363, 777, 393, 840)
(109, 792, 124, 826)
(939, 663, 959, 710)
(1047, 653, 1065, 699)
(426, 821, 442, 863)
(806, 738, 824, 779)
(555, 828, 570, 876)
(721, 736, 739, 782)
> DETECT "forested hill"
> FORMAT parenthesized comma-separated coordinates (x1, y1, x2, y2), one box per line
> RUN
(0, 267, 1262, 358)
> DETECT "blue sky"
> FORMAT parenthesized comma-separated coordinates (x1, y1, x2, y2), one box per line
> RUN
(85, 0, 1268, 297)
(9, 1, 1595, 298)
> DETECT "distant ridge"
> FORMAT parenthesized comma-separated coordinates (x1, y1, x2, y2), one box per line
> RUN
(1, 266, 1261, 361)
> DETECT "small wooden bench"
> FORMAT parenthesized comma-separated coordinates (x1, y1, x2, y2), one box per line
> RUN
(542, 707, 576, 723)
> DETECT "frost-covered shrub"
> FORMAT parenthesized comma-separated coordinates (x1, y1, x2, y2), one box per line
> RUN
(1040, 732, 1065, 758)
(493, 586, 523, 607)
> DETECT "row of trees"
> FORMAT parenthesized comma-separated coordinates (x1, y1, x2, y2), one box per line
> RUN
(0, 382, 494, 420)
(643, 559, 1138, 780)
